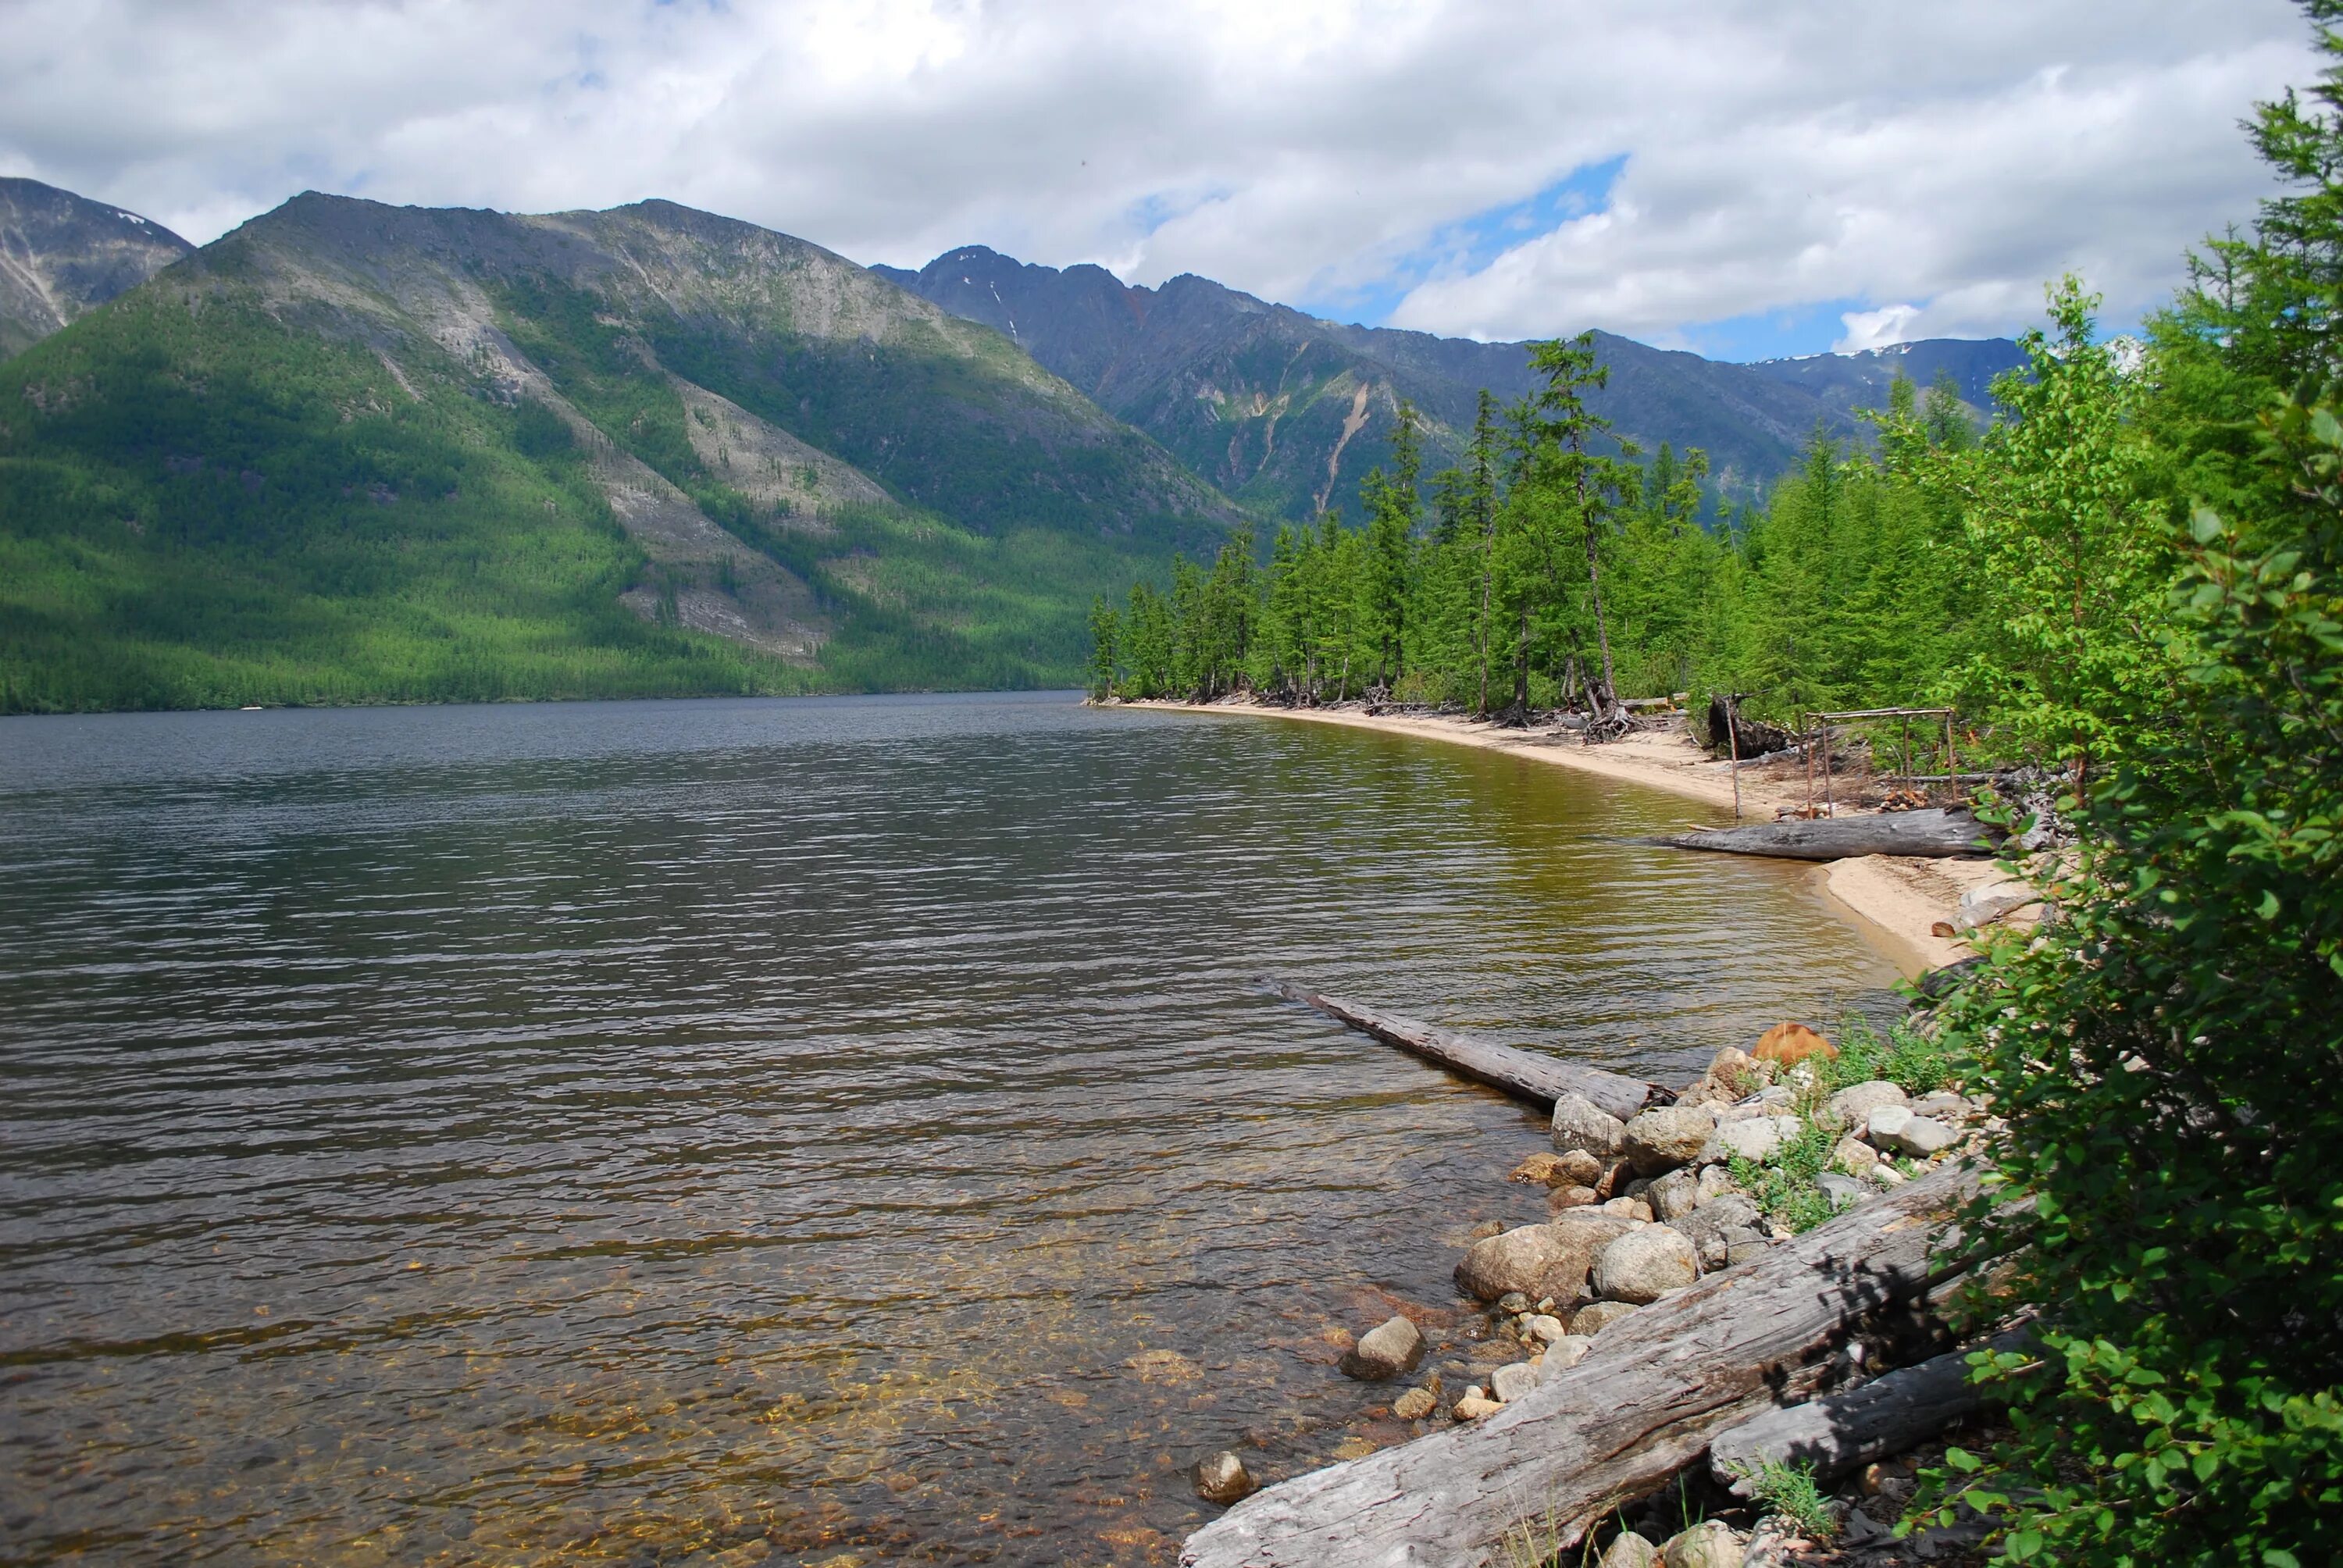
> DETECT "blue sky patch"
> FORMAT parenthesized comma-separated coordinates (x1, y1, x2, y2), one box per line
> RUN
(1295, 156, 1626, 330)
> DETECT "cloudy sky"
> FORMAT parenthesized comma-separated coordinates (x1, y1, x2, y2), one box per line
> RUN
(0, 0, 2319, 357)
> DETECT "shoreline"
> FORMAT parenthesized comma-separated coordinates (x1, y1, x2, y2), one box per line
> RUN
(1118, 697, 1999, 979)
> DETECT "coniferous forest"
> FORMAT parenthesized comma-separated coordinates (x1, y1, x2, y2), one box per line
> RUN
(1096, 12, 2343, 1563)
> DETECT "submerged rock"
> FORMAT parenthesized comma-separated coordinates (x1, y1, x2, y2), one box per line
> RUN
(1339, 1315, 1425, 1381)
(1457, 1225, 1571, 1303)
(1193, 1451, 1255, 1505)
(1391, 1384, 1438, 1420)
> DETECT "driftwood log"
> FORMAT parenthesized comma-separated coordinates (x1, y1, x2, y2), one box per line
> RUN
(1708, 1323, 2034, 1491)
(1182, 1163, 1988, 1568)
(1272, 982, 1660, 1121)
(1661, 807, 1999, 862)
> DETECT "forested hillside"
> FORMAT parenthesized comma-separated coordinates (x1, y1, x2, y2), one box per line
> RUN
(879, 244, 2021, 522)
(1097, 8, 2343, 1562)
(0, 194, 1238, 711)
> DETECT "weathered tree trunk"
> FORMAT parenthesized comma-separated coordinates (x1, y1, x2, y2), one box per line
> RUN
(1272, 983, 1658, 1121)
(1660, 808, 1999, 861)
(1703, 694, 1790, 759)
(1708, 1323, 2035, 1491)
(1181, 1163, 1988, 1568)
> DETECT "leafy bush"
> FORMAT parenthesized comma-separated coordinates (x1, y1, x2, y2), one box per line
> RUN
(1912, 401, 2343, 1567)
(1822, 1016, 1955, 1097)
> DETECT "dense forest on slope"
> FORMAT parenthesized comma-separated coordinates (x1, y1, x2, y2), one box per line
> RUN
(0, 194, 1238, 711)
(879, 244, 2022, 522)
(1100, 8, 2343, 1563)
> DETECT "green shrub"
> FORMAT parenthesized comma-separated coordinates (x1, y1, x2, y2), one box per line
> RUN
(1910, 401, 2343, 1566)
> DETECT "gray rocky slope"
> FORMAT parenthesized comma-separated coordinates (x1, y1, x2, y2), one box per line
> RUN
(0, 176, 193, 359)
(878, 245, 2026, 520)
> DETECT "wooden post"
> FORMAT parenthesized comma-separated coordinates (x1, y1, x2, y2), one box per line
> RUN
(1727, 693, 1742, 822)
(1803, 711, 1815, 818)
(1821, 716, 1835, 818)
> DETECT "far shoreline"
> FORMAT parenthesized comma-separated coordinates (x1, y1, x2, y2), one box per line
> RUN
(1111, 695, 1999, 980)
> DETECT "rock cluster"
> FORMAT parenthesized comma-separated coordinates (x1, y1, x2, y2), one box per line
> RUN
(1205, 1025, 1998, 1517)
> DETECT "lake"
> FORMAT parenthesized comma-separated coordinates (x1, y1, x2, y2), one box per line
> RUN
(0, 692, 1899, 1566)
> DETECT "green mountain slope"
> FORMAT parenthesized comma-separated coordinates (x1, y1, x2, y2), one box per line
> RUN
(0, 193, 1238, 712)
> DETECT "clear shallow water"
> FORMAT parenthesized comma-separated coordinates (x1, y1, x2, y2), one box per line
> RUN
(0, 693, 1898, 1566)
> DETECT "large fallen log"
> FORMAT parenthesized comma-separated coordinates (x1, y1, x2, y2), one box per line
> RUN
(1708, 1322, 2034, 1491)
(1182, 1162, 1988, 1568)
(1272, 982, 1660, 1121)
(1660, 807, 1999, 862)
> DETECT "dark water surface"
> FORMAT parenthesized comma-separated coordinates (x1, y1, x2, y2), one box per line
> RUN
(0, 693, 1898, 1566)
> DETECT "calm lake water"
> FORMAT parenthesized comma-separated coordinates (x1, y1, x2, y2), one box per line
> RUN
(0, 693, 1899, 1566)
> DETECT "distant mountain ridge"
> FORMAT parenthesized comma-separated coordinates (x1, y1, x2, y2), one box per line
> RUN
(0, 191, 1238, 711)
(876, 245, 2026, 520)
(0, 176, 194, 359)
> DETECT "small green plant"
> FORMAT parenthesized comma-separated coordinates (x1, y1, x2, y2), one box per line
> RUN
(1728, 1119, 1839, 1233)
(1742, 1459, 1841, 1541)
(1495, 1498, 1568, 1568)
(1821, 1015, 1956, 1096)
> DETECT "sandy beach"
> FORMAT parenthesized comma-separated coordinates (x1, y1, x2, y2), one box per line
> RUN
(1123, 697, 2010, 979)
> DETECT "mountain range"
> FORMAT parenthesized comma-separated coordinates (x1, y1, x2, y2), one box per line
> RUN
(876, 246, 2024, 522)
(0, 177, 2024, 712)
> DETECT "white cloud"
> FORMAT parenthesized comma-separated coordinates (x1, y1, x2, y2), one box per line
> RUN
(1838, 305, 1924, 355)
(0, 0, 2320, 353)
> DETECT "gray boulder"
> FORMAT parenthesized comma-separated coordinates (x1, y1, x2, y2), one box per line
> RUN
(1569, 1299, 1640, 1335)
(1624, 1103, 1717, 1174)
(1671, 1193, 1764, 1268)
(1456, 1224, 1568, 1303)
(1489, 1360, 1544, 1403)
(1552, 1093, 1628, 1157)
(1864, 1103, 1914, 1146)
(1815, 1172, 1867, 1211)
(1647, 1165, 1703, 1220)
(1601, 1530, 1660, 1568)
(1708, 1114, 1801, 1164)
(1592, 1225, 1699, 1303)
(1339, 1314, 1425, 1381)
(1820, 1080, 1907, 1133)
(1910, 1090, 1974, 1122)
(1881, 1115, 1957, 1158)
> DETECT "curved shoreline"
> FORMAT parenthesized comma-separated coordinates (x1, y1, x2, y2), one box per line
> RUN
(1116, 697, 1995, 979)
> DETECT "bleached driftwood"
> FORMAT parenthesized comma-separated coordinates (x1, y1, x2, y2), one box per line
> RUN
(1272, 982, 1660, 1121)
(1660, 807, 1998, 862)
(1709, 1323, 2035, 1491)
(1181, 1162, 1988, 1568)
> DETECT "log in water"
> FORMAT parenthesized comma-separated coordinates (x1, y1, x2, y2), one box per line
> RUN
(1272, 982, 1662, 1120)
